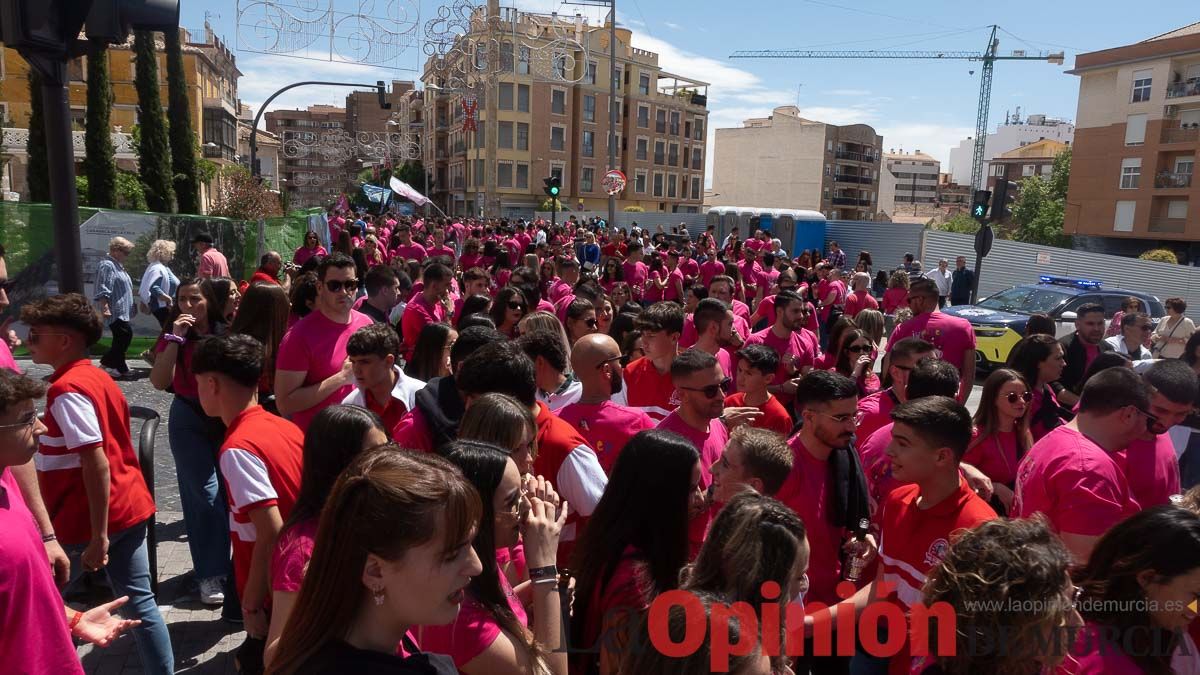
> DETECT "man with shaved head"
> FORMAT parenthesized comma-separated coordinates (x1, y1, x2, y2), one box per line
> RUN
(558, 333, 656, 474)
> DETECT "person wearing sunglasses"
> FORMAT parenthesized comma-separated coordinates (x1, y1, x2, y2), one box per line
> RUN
(1013, 366, 1153, 564)
(1103, 311, 1155, 361)
(275, 253, 375, 432)
(962, 368, 1034, 514)
(833, 329, 881, 397)
(564, 298, 599, 346)
(1118, 360, 1197, 510)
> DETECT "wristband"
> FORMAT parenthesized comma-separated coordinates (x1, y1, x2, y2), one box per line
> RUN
(69, 610, 83, 631)
(163, 333, 187, 345)
(528, 564, 558, 582)
(531, 577, 559, 586)
(41, 533, 57, 543)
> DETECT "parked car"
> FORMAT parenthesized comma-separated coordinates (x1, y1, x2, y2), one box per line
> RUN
(941, 275, 1166, 369)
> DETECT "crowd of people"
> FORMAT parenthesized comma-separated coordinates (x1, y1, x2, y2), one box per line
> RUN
(4, 209, 1200, 675)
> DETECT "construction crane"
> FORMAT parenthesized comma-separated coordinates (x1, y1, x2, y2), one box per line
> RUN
(730, 26, 1064, 191)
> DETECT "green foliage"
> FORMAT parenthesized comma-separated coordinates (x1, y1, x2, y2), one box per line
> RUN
(932, 213, 979, 234)
(134, 30, 176, 213)
(26, 70, 50, 203)
(164, 29, 201, 214)
(75, 176, 89, 205)
(623, 205, 646, 212)
(1139, 248, 1179, 265)
(116, 171, 148, 211)
(84, 45, 118, 209)
(1010, 149, 1071, 247)
(539, 198, 563, 211)
(209, 165, 284, 220)
(197, 158, 218, 184)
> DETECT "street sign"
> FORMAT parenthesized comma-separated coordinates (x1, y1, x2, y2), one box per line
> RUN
(974, 224, 994, 258)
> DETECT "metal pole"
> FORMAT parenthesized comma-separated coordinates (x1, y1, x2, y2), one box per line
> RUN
(41, 67, 84, 293)
(249, 80, 384, 178)
(607, 0, 617, 226)
(485, 0, 500, 219)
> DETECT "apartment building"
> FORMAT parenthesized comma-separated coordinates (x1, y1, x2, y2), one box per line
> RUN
(947, 113, 1074, 187)
(885, 150, 940, 205)
(1064, 23, 1200, 254)
(422, 9, 709, 217)
(265, 105, 348, 208)
(710, 106, 883, 220)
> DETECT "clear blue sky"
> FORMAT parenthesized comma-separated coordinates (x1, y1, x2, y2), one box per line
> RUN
(184, 0, 1193, 182)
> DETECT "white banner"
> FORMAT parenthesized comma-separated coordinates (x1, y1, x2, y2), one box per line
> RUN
(389, 176, 431, 206)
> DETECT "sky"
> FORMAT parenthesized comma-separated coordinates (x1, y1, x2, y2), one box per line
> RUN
(185, 0, 1195, 185)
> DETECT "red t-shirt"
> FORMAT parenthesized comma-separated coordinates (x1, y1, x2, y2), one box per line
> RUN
(535, 403, 607, 551)
(1114, 434, 1180, 509)
(1013, 425, 1140, 537)
(882, 288, 908, 315)
(724, 391, 793, 436)
(250, 270, 280, 286)
(400, 294, 449, 361)
(556, 400, 656, 474)
(776, 436, 847, 606)
(36, 359, 155, 545)
(844, 290, 879, 318)
(218, 405, 304, 597)
(623, 357, 679, 422)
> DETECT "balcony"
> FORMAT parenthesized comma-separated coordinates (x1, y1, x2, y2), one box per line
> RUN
(1162, 123, 1200, 144)
(832, 197, 872, 207)
(836, 150, 875, 163)
(834, 174, 872, 185)
(1167, 81, 1200, 99)
(1155, 172, 1194, 189)
(1149, 217, 1187, 233)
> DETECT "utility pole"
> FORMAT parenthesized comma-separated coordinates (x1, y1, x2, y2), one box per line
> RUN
(607, 0, 617, 227)
(485, 0, 500, 219)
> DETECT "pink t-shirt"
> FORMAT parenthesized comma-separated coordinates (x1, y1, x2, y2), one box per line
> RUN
(887, 311, 977, 372)
(0, 341, 15, 373)
(392, 407, 435, 452)
(556, 400, 656, 474)
(271, 517, 319, 593)
(656, 411, 729, 547)
(1013, 425, 1141, 536)
(962, 429, 1020, 487)
(622, 261, 648, 300)
(699, 259, 725, 288)
(400, 294, 449, 361)
(1061, 622, 1146, 675)
(427, 245, 456, 262)
(199, 247, 230, 278)
(662, 268, 685, 302)
(856, 388, 898, 442)
(643, 270, 665, 303)
(391, 242, 427, 262)
(844, 290, 879, 319)
(548, 279, 573, 305)
(276, 309, 375, 431)
(0, 468, 85, 674)
(743, 327, 818, 406)
(858, 422, 905, 517)
(776, 436, 845, 606)
(1114, 434, 1180, 509)
(677, 313, 751, 351)
(416, 563, 528, 668)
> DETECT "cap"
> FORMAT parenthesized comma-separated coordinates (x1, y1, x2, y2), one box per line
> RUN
(192, 232, 215, 245)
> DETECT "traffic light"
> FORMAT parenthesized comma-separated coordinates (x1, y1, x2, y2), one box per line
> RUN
(376, 80, 392, 110)
(971, 189, 991, 224)
(543, 176, 561, 198)
(990, 180, 1018, 223)
(84, 0, 180, 45)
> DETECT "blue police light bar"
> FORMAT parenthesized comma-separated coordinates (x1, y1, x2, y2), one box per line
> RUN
(1039, 275, 1103, 290)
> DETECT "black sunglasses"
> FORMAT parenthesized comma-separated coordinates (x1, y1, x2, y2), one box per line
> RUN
(325, 279, 360, 293)
(846, 344, 871, 354)
(680, 377, 732, 399)
(1005, 391, 1033, 404)
(585, 318, 599, 328)
(508, 301, 526, 311)
(595, 355, 621, 370)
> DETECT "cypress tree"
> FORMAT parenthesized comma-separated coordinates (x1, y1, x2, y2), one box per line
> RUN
(25, 70, 50, 203)
(134, 30, 176, 213)
(165, 28, 200, 214)
(84, 45, 118, 208)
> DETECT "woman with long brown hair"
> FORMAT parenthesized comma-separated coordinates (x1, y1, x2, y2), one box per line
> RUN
(962, 369, 1034, 514)
(833, 328, 881, 396)
(267, 447, 484, 674)
(230, 282, 291, 399)
(1006, 334, 1067, 441)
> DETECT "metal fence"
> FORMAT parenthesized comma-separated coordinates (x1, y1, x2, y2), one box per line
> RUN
(825, 220, 926, 273)
(533, 211, 709, 238)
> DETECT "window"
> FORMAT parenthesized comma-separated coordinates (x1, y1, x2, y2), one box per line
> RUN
(551, 89, 566, 115)
(656, 109, 666, 133)
(1022, 164, 1036, 177)
(581, 167, 594, 192)
(653, 172, 664, 197)
(635, 171, 647, 193)
(637, 105, 649, 128)
(670, 111, 680, 135)
(586, 61, 597, 85)
(667, 174, 677, 198)
(636, 138, 648, 161)
(827, 140, 833, 152)
(582, 130, 594, 157)
(1120, 158, 1141, 189)
(991, 164, 1006, 177)
(496, 122, 514, 149)
(583, 95, 595, 123)
(1131, 69, 1152, 103)
(498, 162, 513, 188)
(67, 57, 85, 83)
(1125, 113, 1147, 145)
(691, 176, 701, 200)
(1168, 200, 1189, 219)
(639, 74, 650, 95)
(501, 42, 514, 72)
(550, 163, 564, 184)
(654, 141, 665, 165)
(1040, 164, 1053, 175)
(553, 54, 567, 80)
(1114, 201, 1135, 231)
(668, 143, 678, 166)
(516, 163, 529, 189)
(518, 46, 530, 75)
(474, 159, 484, 186)
(1177, 158, 1195, 176)
(685, 121, 691, 138)
(475, 125, 485, 148)
(517, 84, 530, 112)
(693, 118, 704, 141)
(517, 122, 529, 151)
(550, 126, 565, 151)
(692, 148, 703, 171)
(499, 83, 514, 111)
(825, 164, 832, 177)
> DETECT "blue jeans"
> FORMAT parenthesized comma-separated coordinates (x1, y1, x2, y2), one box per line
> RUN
(168, 396, 230, 580)
(65, 520, 175, 675)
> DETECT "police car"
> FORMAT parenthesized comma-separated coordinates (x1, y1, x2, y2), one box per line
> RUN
(940, 275, 1166, 369)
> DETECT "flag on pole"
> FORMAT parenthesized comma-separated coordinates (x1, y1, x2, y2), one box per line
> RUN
(362, 183, 391, 205)
(390, 176, 431, 206)
(336, 193, 350, 212)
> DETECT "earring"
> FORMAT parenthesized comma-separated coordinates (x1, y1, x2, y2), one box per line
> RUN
(372, 586, 385, 606)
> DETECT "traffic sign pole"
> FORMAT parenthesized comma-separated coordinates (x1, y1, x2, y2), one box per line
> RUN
(970, 224, 995, 304)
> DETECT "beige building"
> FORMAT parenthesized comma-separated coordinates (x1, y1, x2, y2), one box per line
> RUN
(1065, 22, 1200, 255)
(422, 9, 709, 217)
(265, 105, 348, 208)
(885, 150, 940, 207)
(710, 106, 882, 221)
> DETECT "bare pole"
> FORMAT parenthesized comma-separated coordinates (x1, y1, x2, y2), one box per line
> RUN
(607, 0, 617, 226)
(485, 0, 500, 218)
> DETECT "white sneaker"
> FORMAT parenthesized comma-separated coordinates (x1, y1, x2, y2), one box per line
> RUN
(199, 576, 225, 606)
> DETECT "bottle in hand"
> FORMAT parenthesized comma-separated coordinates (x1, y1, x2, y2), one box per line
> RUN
(841, 518, 871, 582)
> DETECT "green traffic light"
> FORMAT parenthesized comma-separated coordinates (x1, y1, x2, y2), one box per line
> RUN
(550, 187, 559, 196)
(973, 206, 985, 216)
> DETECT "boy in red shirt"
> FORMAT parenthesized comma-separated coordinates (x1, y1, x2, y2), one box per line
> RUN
(341, 323, 424, 439)
(727, 344, 794, 435)
(22, 294, 173, 674)
(623, 302, 684, 422)
(194, 334, 304, 670)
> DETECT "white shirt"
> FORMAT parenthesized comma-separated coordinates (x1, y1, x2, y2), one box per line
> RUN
(929, 267, 953, 296)
(341, 364, 425, 412)
(1104, 334, 1153, 361)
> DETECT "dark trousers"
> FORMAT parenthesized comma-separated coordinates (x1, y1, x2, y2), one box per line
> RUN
(152, 306, 171, 330)
(938, 295, 947, 308)
(101, 319, 133, 373)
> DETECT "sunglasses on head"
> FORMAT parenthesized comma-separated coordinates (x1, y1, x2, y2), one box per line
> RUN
(1005, 391, 1033, 404)
(508, 301, 526, 311)
(681, 377, 732, 399)
(325, 279, 360, 293)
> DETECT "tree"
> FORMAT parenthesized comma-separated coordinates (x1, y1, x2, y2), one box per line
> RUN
(134, 30, 176, 213)
(209, 166, 283, 220)
(1139, 248, 1179, 265)
(25, 70, 50, 203)
(84, 44, 118, 208)
(164, 28, 201, 214)
(1010, 149, 1071, 247)
(930, 213, 979, 234)
(116, 171, 149, 211)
